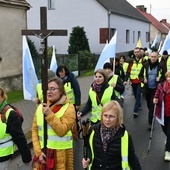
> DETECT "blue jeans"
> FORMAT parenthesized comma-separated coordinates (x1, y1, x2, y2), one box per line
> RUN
(132, 83, 142, 113)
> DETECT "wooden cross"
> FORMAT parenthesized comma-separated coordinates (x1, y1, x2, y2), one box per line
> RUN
(22, 6, 67, 103)
(21, 6, 67, 157)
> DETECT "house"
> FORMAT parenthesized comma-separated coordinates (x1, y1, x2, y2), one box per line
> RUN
(136, 5, 169, 46)
(26, 0, 150, 55)
(0, 0, 30, 91)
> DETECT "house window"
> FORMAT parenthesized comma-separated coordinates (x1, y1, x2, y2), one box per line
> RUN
(138, 31, 141, 40)
(99, 28, 116, 44)
(146, 32, 149, 42)
(133, 31, 135, 43)
(126, 30, 130, 43)
(48, 0, 55, 10)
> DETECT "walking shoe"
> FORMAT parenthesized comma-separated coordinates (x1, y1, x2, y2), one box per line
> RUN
(164, 151, 170, 161)
(133, 112, 138, 118)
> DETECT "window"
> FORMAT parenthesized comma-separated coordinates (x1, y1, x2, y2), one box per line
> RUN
(146, 32, 150, 42)
(48, 0, 55, 10)
(138, 31, 141, 40)
(126, 30, 130, 43)
(133, 31, 135, 43)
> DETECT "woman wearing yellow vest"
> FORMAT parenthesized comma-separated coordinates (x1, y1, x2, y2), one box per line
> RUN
(82, 100, 141, 170)
(78, 69, 119, 125)
(32, 77, 76, 170)
(0, 87, 31, 169)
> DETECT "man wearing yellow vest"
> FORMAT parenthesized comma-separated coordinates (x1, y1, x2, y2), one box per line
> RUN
(0, 87, 31, 169)
(82, 100, 141, 170)
(124, 47, 143, 118)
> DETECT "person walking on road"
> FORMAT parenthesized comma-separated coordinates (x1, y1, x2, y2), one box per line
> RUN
(82, 100, 142, 170)
(124, 47, 143, 118)
(0, 87, 32, 169)
(77, 69, 118, 125)
(32, 77, 76, 169)
(139, 51, 164, 130)
(153, 71, 170, 161)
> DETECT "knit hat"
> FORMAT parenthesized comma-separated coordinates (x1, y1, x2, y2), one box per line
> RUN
(103, 62, 112, 69)
(48, 69, 55, 79)
(163, 50, 168, 55)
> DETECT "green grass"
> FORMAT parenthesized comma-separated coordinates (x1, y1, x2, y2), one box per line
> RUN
(7, 90, 24, 103)
(80, 69, 94, 77)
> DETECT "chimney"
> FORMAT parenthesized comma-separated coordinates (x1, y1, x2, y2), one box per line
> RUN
(136, 5, 147, 12)
(160, 19, 167, 23)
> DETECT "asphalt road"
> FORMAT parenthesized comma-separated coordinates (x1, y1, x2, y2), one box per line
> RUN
(10, 84, 170, 170)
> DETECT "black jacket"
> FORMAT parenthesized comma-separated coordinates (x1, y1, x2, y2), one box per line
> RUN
(0, 110, 32, 163)
(87, 123, 141, 170)
(81, 82, 118, 117)
(138, 59, 165, 87)
(63, 72, 81, 106)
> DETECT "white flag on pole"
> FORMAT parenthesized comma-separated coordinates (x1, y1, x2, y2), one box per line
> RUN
(151, 34, 159, 48)
(22, 36, 39, 101)
(50, 45, 57, 73)
(95, 31, 117, 71)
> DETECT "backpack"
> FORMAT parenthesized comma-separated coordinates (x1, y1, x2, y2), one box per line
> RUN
(0, 104, 24, 124)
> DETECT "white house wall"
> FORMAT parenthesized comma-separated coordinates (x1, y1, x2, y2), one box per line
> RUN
(26, 0, 150, 54)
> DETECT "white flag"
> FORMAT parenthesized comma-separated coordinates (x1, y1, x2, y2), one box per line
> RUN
(50, 45, 57, 73)
(160, 30, 170, 55)
(151, 34, 159, 48)
(95, 31, 117, 71)
(22, 36, 39, 101)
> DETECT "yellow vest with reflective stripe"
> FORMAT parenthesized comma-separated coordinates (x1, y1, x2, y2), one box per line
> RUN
(130, 60, 143, 80)
(36, 103, 73, 149)
(122, 62, 129, 74)
(0, 108, 15, 157)
(36, 83, 43, 103)
(89, 86, 113, 123)
(108, 75, 120, 98)
(167, 57, 170, 71)
(64, 82, 75, 104)
(88, 129, 130, 170)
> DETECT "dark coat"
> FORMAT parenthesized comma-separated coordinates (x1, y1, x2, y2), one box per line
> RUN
(63, 72, 81, 106)
(81, 82, 118, 116)
(87, 123, 141, 170)
(0, 110, 32, 163)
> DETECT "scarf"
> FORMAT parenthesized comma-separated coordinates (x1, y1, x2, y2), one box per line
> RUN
(163, 80, 170, 95)
(149, 59, 158, 70)
(101, 124, 120, 152)
(93, 82, 102, 92)
(0, 100, 7, 112)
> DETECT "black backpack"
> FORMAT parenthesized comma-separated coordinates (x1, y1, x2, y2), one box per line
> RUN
(0, 104, 24, 124)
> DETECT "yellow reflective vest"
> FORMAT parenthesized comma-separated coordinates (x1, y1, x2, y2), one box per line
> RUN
(64, 82, 75, 104)
(36, 103, 73, 149)
(0, 108, 15, 157)
(89, 86, 113, 123)
(108, 74, 120, 99)
(88, 130, 130, 170)
(36, 83, 43, 103)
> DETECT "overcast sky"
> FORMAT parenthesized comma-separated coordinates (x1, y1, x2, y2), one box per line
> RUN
(126, 0, 170, 22)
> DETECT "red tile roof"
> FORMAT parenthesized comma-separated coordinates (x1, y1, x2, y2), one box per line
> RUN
(137, 9, 169, 34)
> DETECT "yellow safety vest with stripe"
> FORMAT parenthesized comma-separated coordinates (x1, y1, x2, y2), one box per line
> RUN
(64, 82, 75, 104)
(36, 103, 73, 149)
(0, 108, 15, 157)
(130, 59, 144, 87)
(36, 83, 43, 103)
(122, 62, 129, 74)
(108, 75, 120, 99)
(159, 57, 170, 71)
(89, 86, 113, 123)
(88, 130, 130, 170)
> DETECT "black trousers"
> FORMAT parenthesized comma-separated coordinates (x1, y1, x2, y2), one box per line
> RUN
(145, 87, 156, 124)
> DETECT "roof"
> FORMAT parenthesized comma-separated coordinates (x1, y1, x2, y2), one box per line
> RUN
(160, 19, 170, 30)
(137, 9, 169, 34)
(96, 0, 150, 23)
(0, 0, 30, 9)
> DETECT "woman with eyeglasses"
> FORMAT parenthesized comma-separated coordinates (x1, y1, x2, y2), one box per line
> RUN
(32, 77, 76, 170)
(82, 100, 141, 170)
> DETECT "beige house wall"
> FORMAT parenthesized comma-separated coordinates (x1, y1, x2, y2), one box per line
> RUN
(0, 2, 29, 91)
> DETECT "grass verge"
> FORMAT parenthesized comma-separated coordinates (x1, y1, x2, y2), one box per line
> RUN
(7, 90, 24, 103)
